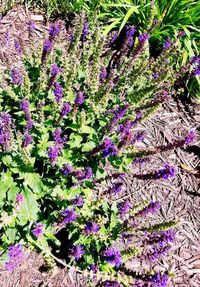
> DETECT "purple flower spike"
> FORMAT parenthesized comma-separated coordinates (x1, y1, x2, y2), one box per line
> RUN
(84, 221, 100, 235)
(155, 164, 176, 180)
(72, 195, 84, 207)
(85, 167, 93, 179)
(22, 131, 32, 148)
(48, 145, 59, 165)
(126, 25, 135, 47)
(49, 23, 61, 38)
(53, 82, 63, 103)
(51, 63, 62, 77)
(62, 208, 77, 223)
(60, 163, 73, 175)
(163, 37, 171, 50)
(103, 281, 121, 287)
(136, 201, 160, 217)
(103, 247, 122, 267)
(20, 99, 30, 113)
(74, 91, 85, 106)
(102, 138, 118, 157)
(60, 102, 71, 117)
(138, 33, 149, 43)
(118, 199, 131, 217)
(14, 39, 22, 54)
(81, 21, 89, 41)
(184, 129, 196, 144)
(100, 67, 108, 82)
(90, 264, 99, 273)
(32, 223, 44, 237)
(70, 245, 85, 261)
(6, 244, 23, 271)
(11, 67, 23, 86)
(112, 181, 125, 194)
(43, 39, 53, 53)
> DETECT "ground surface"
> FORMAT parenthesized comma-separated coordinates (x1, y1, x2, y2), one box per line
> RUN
(0, 5, 200, 287)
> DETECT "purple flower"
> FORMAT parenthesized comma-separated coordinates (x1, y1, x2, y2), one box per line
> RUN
(74, 91, 85, 105)
(14, 39, 22, 54)
(155, 164, 176, 180)
(146, 245, 171, 261)
(136, 272, 169, 287)
(50, 63, 62, 77)
(84, 221, 100, 235)
(100, 67, 107, 82)
(109, 104, 129, 131)
(178, 31, 186, 37)
(72, 195, 84, 207)
(70, 245, 85, 260)
(85, 167, 93, 179)
(163, 37, 171, 50)
(16, 193, 24, 204)
(53, 82, 63, 103)
(43, 39, 53, 53)
(52, 127, 64, 145)
(103, 281, 120, 287)
(60, 163, 73, 175)
(110, 31, 118, 45)
(132, 131, 145, 144)
(117, 199, 131, 217)
(112, 181, 125, 193)
(102, 138, 118, 157)
(48, 145, 59, 165)
(11, 67, 23, 86)
(22, 131, 32, 147)
(136, 201, 160, 217)
(20, 99, 30, 113)
(126, 25, 135, 47)
(26, 115, 34, 130)
(184, 129, 196, 143)
(149, 273, 169, 287)
(90, 264, 99, 273)
(146, 229, 176, 247)
(81, 21, 89, 41)
(138, 33, 149, 43)
(6, 244, 23, 271)
(49, 23, 61, 38)
(60, 102, 71, 117)
(32, 223, 44, 237)
(62, 208, 77, 223)
(103, 247, 122, 267)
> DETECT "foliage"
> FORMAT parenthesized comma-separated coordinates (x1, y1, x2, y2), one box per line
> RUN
(0, 13, 198, 286)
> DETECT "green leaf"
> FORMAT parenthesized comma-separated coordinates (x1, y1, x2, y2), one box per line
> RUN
(80, 126, 96, 134)
(81, 141, 96, 152)
(68, 134, 83, 148)
(19, 172, 43, 194)
(17, 189, 39, 225)
(119, 6, 139, 33)
(103, 18, 122, 35)
(5, 228, 17, 243)
(2, 155, 12, 167)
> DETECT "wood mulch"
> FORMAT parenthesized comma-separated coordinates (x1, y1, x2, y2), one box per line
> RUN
(0, 5, 200, 287)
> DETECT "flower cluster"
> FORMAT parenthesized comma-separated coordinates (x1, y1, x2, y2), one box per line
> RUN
(5, 244, 24, 271)
(102, 247, 122, 267)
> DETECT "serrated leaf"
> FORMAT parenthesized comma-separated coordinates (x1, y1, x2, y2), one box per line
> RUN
(68, 134, 83, 148)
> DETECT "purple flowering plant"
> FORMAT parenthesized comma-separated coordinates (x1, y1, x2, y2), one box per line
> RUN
(0, 13, 197, 286)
